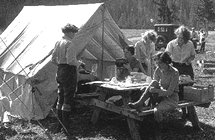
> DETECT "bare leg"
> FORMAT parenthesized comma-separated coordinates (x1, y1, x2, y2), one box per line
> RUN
(128, 80, 159, 110)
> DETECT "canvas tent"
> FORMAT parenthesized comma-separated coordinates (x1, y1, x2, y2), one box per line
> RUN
(0, 3, 132, 120)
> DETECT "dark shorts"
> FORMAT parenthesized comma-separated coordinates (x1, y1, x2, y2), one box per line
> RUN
(56, 64, 77, 111)
(172, 62, 194, 80)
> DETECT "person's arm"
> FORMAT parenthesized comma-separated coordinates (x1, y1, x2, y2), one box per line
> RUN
(186, 54, 195, 63)
(132, 59, 142, 72)
(156, 71, 179, 97)
(51, 42, 58, 65)
(123, 63, 133, 72)
(133, 60, 142, 72)
(151, 43, 156, 56)
(148, 67, 160, 91)
(134, 42, 141, 60)
(153, 67, 160, 81)
(182, 55, 195, 65)
(165, 41, 172, 55)
(135, 42, 147, 74)
(123, 63, 139, 73)
(149, 43, 156, 77)
(139, 61, 147, 74)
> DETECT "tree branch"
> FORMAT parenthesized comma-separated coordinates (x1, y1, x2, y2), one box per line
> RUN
(152, 0, 162, 6)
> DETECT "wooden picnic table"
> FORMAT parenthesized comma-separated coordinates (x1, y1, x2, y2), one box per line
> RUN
(87, 80, 214, 140)
(89, 81, 147, 140)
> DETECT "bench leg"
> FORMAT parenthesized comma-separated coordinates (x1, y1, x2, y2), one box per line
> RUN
(122, 93, 141, 140)
(91, 89, 107, 124)
(126, 118, 141, 140)
(187, 106, 203, 131)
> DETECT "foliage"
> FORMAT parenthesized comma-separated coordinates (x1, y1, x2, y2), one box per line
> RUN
(153, 0, 179, 24)
(1, 0, 215, 29)
(195, 0, 215, 23)
(157, 3, 172, 23)
(168, 2, 180, 24)
(2, 30, 215, 140)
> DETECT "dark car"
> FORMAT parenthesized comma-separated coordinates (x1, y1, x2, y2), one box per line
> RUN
(154, 24, 179, 51)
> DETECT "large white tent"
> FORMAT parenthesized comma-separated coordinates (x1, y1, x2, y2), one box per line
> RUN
(0, 3, 132, 120)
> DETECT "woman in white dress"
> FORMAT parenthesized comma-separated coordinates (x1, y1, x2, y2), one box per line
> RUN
(134, 30, 157, 77)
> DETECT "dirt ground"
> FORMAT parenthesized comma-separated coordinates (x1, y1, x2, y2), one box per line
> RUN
(2, 31, 215, 140)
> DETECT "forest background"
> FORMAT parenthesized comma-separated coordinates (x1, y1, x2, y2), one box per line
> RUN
(1, 1, 215, 139)
(0, 0, 215, 31)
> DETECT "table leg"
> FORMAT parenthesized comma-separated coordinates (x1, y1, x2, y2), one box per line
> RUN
(187, 106, 203, 131)
(126, 118, 141, 140)
(122, 92, 142, 140)
(91, 88, 107, 124)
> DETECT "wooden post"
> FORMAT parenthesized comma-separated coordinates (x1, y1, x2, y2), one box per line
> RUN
(187, 106, 203, 131)
(101, 4, 105, 80)
(122, 91, 142, 140)
(91, 88, 107, 124)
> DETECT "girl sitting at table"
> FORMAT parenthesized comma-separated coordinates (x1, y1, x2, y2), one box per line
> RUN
(128, 51, 179, 122)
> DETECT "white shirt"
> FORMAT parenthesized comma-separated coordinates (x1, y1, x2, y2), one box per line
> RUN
(165, 39, 196, 63)
(134, 40, 155, 64)
(199, 31, 206, 43)
(52, 36, 80, 67)
(190, 31, 199, 39)
(134, 40, 156, 76)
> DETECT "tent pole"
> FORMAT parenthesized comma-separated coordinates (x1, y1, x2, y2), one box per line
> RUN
(101, 4, 105, 80)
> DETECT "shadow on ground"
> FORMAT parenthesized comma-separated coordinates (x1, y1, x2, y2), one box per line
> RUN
(38, 106, 215, 140)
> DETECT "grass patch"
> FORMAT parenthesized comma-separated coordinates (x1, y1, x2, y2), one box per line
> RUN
(2, 30, 215, 140)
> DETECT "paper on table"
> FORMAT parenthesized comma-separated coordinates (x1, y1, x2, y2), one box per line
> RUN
(85, 81, 109, 85)
(86, 76, 149, 88)
(103, 81, 149, 88)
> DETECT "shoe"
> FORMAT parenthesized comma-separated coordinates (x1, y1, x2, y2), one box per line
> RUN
(128, 102, 144, 111)
(3, 122, 11, 129)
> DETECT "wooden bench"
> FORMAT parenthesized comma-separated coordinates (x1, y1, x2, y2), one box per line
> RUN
(90, 98, 215, 130)
(75, 92, 100, 106)
(88, 82, 214, 140)
(130, 99, 214, 116)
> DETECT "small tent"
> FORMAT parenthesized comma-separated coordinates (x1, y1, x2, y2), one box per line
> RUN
(0, 3, 132, 120)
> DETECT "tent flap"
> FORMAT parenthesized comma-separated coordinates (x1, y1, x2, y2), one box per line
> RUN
(0, 3, 132, 120)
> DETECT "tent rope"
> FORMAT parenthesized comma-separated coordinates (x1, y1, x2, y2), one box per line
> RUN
(0, 37, 53, 140)
(0, 75, 53, 139)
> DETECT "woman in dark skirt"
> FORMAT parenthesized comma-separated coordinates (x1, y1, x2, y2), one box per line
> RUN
(165, 25, 196, 119)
